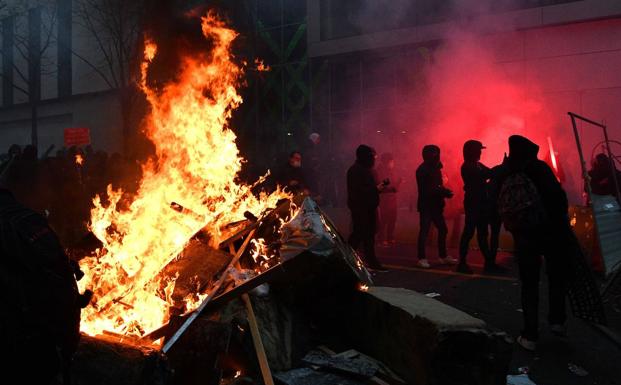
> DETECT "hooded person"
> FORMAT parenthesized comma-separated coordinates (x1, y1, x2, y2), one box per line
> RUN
(457, 140, 493, 274)
(499, 135, 572, 351)
(347, 145, 387, 271)
(0, 162, 91, 384)
(415, 145, 457, 268)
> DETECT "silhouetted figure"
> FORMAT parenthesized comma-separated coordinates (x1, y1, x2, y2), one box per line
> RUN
(376, 153, 401, 246)
(416, 145, 456, 268)
(488, 161, 508, 265)
(498, 135, 571, 351)
(457, 140, 492, 274)
(0, 172, 88, 384)
(277, 151, 310, 195)
(347, 145, 387, 271)
(588, 153, 621, 197)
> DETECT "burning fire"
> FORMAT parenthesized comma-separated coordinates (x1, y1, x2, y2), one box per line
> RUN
(78, 13, 286, 339)
(75, 154, 84, 166)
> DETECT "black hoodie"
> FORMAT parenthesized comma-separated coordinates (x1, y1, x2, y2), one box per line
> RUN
(347, 145, 379, 212)
(416, 145, 451, 212)
(507, 135, 568, 223)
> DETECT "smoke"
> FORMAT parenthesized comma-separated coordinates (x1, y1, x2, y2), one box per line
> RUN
(412, 28, 552, 189)
(332, 0, 587, 206)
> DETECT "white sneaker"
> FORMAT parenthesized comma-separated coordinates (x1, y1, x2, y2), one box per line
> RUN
(439, 256, 458, 265)
(417, 259, 431, 269)
(517, 336, 537, 351)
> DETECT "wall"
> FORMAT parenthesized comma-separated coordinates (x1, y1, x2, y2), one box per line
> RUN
(0, 90, 122, 154)
(307, 0, 621, 246)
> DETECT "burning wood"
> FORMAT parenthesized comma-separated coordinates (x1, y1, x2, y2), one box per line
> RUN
(77, 13, 289, 340)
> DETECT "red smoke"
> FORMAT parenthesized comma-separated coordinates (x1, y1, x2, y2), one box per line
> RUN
(412, 31, 554, 208)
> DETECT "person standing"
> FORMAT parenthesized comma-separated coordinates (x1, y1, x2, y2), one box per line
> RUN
(347, 145, 388, 272)
(498, 135, 572, 351)
(457, 140, 492, 274)
(487, 160, 509, 269)
(588, 153, 621, 196)
(416, 145, 457, 268)
(376, 153, 401, 246)
(0, 168, 90, 384)
(276, 151, 310, 195)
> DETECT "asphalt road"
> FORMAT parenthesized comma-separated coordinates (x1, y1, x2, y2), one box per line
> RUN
(372, 244, 621, 385)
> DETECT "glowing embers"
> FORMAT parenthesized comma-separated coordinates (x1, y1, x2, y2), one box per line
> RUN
(78, 12, 287, 340)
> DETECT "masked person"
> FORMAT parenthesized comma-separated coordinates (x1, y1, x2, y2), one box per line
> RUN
(498, 135, 572, 351)
(347, 145, 388, 272)
(376, 153, 402, 246)
(416, 145, 457, 268)
(457, 140, 493, 274)
(277, 151, 310, 195)
(0, 167, 90, 384)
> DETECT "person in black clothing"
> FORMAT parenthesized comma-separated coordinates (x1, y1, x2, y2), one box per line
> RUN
(347, 145, 387, 272)
(376, 152, 402, 246)
(277, 151, 310, 195)
(457, 140, 492, 274)
(0, 172, 90, 384)
(488, 162, 507, 264)
(416, 145, 457, 268)
(588, 153, 621, 197)
(503, 135, 572, 351)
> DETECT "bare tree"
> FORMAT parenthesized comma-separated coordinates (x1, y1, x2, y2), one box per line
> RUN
(0, 1, 57, 150)
(72, 0, 145, 153)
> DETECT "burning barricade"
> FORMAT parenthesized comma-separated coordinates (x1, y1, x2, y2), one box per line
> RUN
(69, 12, 511, 385)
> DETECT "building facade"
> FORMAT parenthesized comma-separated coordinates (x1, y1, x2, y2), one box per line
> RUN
(307, 0, 621, 205)
(0, 0, 123, 155)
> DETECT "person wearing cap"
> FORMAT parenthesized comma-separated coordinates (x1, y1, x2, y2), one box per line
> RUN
(457, 140, 492, 274)
(415, 145, 457, 268)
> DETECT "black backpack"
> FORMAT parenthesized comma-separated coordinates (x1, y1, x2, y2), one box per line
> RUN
(498, 172, 547, 232)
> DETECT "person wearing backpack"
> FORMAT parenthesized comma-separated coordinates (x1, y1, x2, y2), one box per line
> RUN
(498, 135, 571, 351)
(457, 140, 493, 274)
(0, 175, 90, 383)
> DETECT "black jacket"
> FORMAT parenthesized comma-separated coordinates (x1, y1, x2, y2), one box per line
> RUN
(507, 135, 568, 223)
(416, 161, 450, 212)
(347, 163, 379, 212)
(276, 163, 309, 194)
(461, 161, 491, 210)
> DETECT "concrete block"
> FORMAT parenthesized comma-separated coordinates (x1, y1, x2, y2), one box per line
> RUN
(339, 286, 513, 385)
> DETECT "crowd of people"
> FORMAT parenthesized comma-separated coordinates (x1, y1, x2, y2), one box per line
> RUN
(0, 144, 141, 246)
(0, 131, 613, 381)
(343, 134, 595, 352)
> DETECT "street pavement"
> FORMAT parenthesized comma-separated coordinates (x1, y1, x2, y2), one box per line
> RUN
(372, 243, 621, 385)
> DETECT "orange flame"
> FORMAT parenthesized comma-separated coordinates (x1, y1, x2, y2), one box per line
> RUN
(78, 13, 287, 339)
(75, 154, 84, 166)
(254, 58, 270, 72)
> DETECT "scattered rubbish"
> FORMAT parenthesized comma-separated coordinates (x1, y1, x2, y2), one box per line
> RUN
(518, 366, 529, 374)
(516, 308, 523, 313)
(568, 363, 589, 377)
(425, 292, 441, 298)
(506, 374, 537, 385)
(302, 349, 379, 378)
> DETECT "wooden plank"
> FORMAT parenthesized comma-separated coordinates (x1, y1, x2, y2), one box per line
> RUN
(243, 293, 275, 385)
(161, 229, 256, 353)
(141, 254, 288, 342)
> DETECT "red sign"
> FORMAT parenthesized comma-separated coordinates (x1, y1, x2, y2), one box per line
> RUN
(64, 127, 91, 147)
